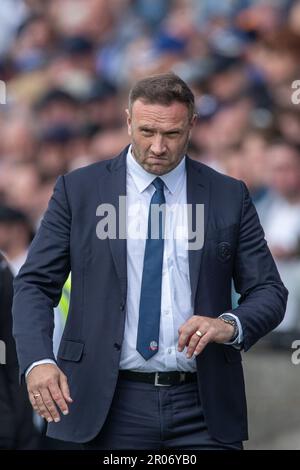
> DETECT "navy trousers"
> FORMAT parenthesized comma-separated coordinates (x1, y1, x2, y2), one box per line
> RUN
(82, 375, 243, 450)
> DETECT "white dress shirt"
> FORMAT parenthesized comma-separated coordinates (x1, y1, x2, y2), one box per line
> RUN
(26, 146, 243, 377)
(120, 146, 196, 372)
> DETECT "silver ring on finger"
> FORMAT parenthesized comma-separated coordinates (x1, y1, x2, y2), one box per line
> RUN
(195, 330, 203, 338)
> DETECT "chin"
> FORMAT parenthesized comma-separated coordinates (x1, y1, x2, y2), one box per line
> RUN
(147, 164, 168, 175)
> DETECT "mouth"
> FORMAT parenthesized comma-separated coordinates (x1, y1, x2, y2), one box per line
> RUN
(147, 156, 167, 162)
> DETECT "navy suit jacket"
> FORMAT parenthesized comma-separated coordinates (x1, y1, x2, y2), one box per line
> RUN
(12, 146, 288, 443)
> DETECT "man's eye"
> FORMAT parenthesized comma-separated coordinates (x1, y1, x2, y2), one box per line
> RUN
(167, 132, 179, 137)
(141, 130, 153, 136)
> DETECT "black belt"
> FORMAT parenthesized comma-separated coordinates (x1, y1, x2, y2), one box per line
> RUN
(119, 370, 197, 387)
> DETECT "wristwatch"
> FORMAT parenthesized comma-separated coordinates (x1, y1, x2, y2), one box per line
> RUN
(219, 314, 239, 342)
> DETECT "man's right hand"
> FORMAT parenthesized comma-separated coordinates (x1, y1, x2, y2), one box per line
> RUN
(26, 363, 73, 423)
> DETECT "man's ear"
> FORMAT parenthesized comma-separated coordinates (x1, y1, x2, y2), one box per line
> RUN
(188, 113, 197, 138)
(190, 113, 197, 128)
(125, 108, 132, 136)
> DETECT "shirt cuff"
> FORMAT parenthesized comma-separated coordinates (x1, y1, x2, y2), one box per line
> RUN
(219, 313, 244, 349)
(25, 359, 57, 378)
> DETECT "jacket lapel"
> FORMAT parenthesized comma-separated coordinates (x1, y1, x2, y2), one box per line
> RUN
(186, 157, 210, 309)
(98, 147, 128, 301)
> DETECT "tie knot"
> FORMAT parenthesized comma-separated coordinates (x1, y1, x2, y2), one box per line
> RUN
(152, 177, 164, 192)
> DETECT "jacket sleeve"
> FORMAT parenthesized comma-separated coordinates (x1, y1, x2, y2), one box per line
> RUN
(12, 175, 71, 379)
(231, 181, 288, 351)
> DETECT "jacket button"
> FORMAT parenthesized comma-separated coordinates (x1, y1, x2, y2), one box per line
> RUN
(120, 302, 125, 310)
(114, 343, 121, 351)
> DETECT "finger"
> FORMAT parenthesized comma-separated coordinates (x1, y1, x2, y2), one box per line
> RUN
(48, 382, 69, 416)
(194, 332, 212, 356)
(32, 391, 54, 422)
(178, 325, 197, 352)
(40, 387, 61, 422)
(28, 392, 42, 416)
(59, 373, 73, 403)
(186, 333, 202, 358)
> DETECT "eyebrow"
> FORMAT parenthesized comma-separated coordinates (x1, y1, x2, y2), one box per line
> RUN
(138, 126, 182, 134)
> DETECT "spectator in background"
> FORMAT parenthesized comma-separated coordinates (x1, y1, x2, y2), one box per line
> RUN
(10, 13, 57, 73)
(82, 78, 122, 129)
(33, 88, 80, 131)
(4, 163, 43, 224)
(275, 108, 300, 147)
(263, 142, 300, 347)
(0, 205, 34, 276)
(240, 128, 275, 222)
(0, 206, 76, 448)
(0, 115, 35, 163)
(0, 252, 38, 449)
(0, 0, 27, 58)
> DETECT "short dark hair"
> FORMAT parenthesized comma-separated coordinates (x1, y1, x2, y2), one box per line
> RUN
(0, 205, 35, 242)
(128, 72, 195, 120)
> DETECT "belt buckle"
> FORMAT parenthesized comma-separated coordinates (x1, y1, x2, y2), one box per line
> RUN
(179, 372, 186, 383)
(154, 372, 171, 387)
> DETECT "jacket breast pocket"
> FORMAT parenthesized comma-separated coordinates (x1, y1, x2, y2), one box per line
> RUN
(57, 339, 85, 362)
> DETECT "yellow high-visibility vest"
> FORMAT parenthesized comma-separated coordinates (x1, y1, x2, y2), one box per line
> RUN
(58, 273, 71, 323)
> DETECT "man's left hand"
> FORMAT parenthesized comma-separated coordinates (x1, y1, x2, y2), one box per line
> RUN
(178, 315, 235, 358)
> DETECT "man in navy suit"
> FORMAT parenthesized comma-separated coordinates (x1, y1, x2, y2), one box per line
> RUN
(12, 73, 288, 449)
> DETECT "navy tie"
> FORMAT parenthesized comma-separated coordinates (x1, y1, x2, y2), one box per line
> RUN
(136, 177, 166, 360)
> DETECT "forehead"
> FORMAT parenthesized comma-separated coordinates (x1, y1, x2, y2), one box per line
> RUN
(131, 99, 189, 129)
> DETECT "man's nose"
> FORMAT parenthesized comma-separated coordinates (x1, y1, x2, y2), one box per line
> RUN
(150, 135, 166, 155)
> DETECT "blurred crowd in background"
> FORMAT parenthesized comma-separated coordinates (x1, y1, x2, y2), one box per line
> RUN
(0, 0, 300, 449)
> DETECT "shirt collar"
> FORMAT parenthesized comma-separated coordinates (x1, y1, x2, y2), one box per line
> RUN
(126, 145, 185, 195)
